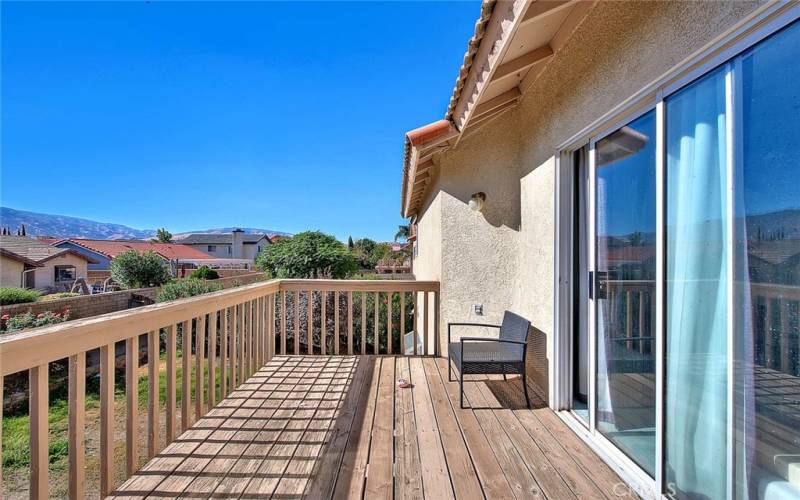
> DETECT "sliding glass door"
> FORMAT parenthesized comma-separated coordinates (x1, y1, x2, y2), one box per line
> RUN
(594, 111, 657, 477)
(563, 14, 800, 499)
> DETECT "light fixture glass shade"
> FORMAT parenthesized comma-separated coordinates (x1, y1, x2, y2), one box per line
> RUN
(469, 192, 486, 212)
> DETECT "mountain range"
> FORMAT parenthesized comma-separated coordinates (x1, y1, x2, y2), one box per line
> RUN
(0, 207, 290, 240)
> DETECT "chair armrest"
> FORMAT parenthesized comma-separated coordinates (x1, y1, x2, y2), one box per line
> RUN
(459, 337, 526, 346)
(447, 322, 500, 344)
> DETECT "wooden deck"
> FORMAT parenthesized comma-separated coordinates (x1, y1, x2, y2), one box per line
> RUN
(111, 356, 630, 499)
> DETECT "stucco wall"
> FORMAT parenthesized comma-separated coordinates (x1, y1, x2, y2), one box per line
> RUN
(0, 257, 25, 287)
(413, 0, 763, 399)
(33, 253, 90, 290)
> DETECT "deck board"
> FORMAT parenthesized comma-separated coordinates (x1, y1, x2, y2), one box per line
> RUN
(111, 355, 632, 499)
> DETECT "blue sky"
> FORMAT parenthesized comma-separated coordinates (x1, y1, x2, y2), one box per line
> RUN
(0, 1, 478, 241)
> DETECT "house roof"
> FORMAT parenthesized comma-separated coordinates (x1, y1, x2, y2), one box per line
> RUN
(0, 248, 44, 267)
(0, 235, 99, 264)
(61, 239, 213, 261)
(175, 233, 270, 245)
(400, 0, 596, 217)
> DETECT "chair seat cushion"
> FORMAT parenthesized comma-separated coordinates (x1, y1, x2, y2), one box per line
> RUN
(448, 341, 523, 365)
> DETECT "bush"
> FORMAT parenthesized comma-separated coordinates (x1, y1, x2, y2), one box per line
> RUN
(0, 287, 40, 305)
(157, 279, 223, 302)
(255, 231, 357, 279)
(189, 266, 219, 280)
(39, 292, 80, 301)
(110, 250, 171, 289)
(2, 310, 71, 332)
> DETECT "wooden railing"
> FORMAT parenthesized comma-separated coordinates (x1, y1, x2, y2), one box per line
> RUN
(750, 282, 800, 375)
(0, 278, 439, 499)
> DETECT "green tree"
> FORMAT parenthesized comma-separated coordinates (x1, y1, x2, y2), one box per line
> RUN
(347, 236, 354, 250)
(255, 231, 357, 279)
(110, 250, 172, 289)
(154, 228, 173, 243)
(394, 224, 410, 242)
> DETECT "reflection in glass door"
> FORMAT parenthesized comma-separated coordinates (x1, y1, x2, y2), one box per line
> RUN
(594, 111, 657, 477)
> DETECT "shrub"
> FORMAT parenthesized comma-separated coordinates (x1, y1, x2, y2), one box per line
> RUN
(255, 231, 357, 279)
(157, 279, 223, 302)
(39, 292, 80, 301)
(3, 309, 71, 332)
(110, 250, 171, 289)
(189, 266, 220, 280)
(0, 287, 41, 305)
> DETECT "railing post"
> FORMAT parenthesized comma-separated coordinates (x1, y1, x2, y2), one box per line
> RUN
(68, 353, 86, 499)
(413, 291, 418, 356)
(149, 329, 160, 458)
(348, 291, 354, 355)
(374, 292, 380, 355)
(387, 292, 393, 355)
(126, 336, 139, 476)
(308, 291, 314, 355)
(423, 292, 429, 356)
(335, 291, 341, 355)
(182, 320, 191, 431)
(361, 292, 367, 355)
(100, 344, 114, 497)
(208, 311, 217, 408)
(294, 292, 300, 355)
(434, 290, 440, 357)
(321, 291, 327, 355)
(30, 364, 49, 500)
(281, 291, 287, 355)
(166, 324, 177, 443)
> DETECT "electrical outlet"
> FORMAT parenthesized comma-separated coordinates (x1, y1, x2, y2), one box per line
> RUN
(473, 304, 483, 315)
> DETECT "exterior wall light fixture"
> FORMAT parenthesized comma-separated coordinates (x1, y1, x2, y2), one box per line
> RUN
(469, 192, 486, 212)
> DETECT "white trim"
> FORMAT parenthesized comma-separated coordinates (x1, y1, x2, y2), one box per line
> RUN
(724, 62, 736, 500)
(654, 95, 666, 496)
(587, 141, 597, 434)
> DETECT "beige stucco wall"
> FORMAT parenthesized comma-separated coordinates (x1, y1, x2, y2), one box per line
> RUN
(412, 0, 763, 398)
(33, 253, 89, 290)
(0, 256, 25, 287)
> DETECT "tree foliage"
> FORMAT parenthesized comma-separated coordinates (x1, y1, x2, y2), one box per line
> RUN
(394, 224, 410, 242)
(0, 288, 40, 305)
(157, 278, 222, 302)
(189, 266, 220, 280)
(351, 238, 392, 269)
(110, 250, 172, 289)
(154, 228, 173, 243)
(255, 231, 357, 279)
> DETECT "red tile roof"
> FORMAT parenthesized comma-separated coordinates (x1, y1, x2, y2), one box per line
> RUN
(66, 239, 213, 261)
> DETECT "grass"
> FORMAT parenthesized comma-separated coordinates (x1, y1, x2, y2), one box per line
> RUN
(2, 346, 224, 495)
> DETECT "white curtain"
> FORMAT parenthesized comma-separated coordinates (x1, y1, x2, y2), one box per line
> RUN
(665, 66, 729, 499)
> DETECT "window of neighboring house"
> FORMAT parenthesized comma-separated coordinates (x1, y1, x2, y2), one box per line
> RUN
(54, 265, 76, 282)
(227, 246, 232, 255)
(208, 245, 216, 252)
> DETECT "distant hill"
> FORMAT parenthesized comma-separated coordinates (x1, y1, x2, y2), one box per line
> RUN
(0, 207, 290, 240)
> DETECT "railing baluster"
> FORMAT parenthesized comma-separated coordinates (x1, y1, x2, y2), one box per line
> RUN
(270, 293, 276, 359)
(100, 344, 114, 496)
(765, 298, 773, 367)
(413, 291, 418, 356)
(321, 291, 327, 355)
(361, 292, 367, 355)
(68, 352, 86, 499)
(239, 304, 246, 384)
(294, 291, 300, 355)
(308, 291, 314, 355)
(182, 320, 191, 431)
(401, 293, 406, 356)
(208, 311, 217, 409)
(221, 309, 228, 397)
(126, 336, 139, 476)
(30, 363, 49, 499)
(423, 292, 429, 355)
(639, 291, 645, 354)
(257, 298, 264, 367)
(388, 292, 393, 355)
(195, 316, 205, 420)
(149, 330, 160, 458)
(281, 291, 287, 355)
(434, 290, 440, 357)
(780, 298, 789, 371)
(348, 291, 354, 355)
(247, 301, 253, 376)
(626, 291, 633, 350)
(374, 292, 380, 355)
(166, 325, 177, 443)
(335, 291, 340, 355)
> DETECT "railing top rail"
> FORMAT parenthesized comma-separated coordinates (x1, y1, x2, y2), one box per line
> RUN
(0, 278, 439, 376)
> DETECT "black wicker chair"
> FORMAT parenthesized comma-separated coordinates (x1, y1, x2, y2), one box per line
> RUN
(447, 311, 531, 409)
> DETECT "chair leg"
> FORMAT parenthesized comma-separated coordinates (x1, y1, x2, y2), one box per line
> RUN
(460, 374, 465, 409)
(501, 364, 507, 381)
(522, 370, 530, 409)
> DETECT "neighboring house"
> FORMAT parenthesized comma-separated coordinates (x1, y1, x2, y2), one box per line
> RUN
(52, 239, 215, 270)
(400, 2, 800, 499)
(0, 235, 97, 290)
(176, 229, 271, 261)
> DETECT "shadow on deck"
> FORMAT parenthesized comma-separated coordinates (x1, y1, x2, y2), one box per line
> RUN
(111, 356, 632, 499)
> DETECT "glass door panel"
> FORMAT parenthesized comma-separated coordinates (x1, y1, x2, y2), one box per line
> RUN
(595, 110, 657, 476)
